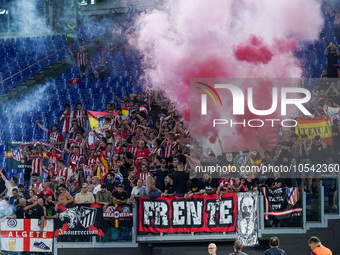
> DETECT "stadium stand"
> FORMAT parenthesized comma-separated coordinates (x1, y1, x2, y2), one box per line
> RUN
(1, 1, 340, 255)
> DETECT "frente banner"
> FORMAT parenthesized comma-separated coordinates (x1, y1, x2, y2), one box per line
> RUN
(1, 219, 53, 252)
(139, 193, 237, 233)
(54, 204, 104, 236)
(262, 187, 302, 220)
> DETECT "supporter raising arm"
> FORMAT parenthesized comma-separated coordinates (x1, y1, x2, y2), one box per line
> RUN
(35, 121, 64, 150)
(112, 92, 130, 107)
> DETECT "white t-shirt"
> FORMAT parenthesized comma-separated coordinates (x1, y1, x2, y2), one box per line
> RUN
(5, 180, 17, 197)
(93, 184, 101, 195)
(131, 186, 146, 196)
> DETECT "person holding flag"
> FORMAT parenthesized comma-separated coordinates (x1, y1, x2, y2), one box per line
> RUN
(60, 103, 74, 140)
(41, 143, 62, 176)
(35, 120, 64, 150)
(21, 143, 43, 188)
(97, 150, 109, 183)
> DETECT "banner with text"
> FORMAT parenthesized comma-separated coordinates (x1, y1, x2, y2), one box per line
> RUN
(1, 219, 53, 252)
(263, 187, 302, 220)
(103, 204, 133, 228)
(54, 204, 104, 236)
(6, 141, 49, 170)
(295, 116, 332, 145)
(139, 193, 237, 233)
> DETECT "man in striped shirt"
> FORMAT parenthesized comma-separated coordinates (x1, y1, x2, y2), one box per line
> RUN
(60, 103, 74, 140)
(24, 147, 43, 177)
(30, 173, 43, 193)
(135, 141, 151, 171)
(75, 102, 88, 130)
(35, 121, 64, 150)
(64, 145, 85, 171)
(68, 45, 90, 79)
(67, 132, 89, 157)
(57, 159, 73, 185)
(161, 133, 177, 160)
(137, 163, 151, 185)
(102, 143, 114, 163)
(128, 136, 138, 157)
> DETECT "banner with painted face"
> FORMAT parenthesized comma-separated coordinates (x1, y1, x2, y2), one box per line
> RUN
(139, 193, 237, 233)
(236, 192, 258, 247)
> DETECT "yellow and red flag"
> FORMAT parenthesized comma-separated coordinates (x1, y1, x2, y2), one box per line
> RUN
(88, 110, 109, 129)
(295, 115, 332, 145)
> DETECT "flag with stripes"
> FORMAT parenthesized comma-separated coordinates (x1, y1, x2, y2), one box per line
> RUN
(140, 105, 148, 114)
(54, 204, 104, 236)
(80, 207, 97, 228)
(12, 148, 23, 162)
(263, 187, 302, 220)
(287, 187, 299, 206)
(83, 165, 92, 177)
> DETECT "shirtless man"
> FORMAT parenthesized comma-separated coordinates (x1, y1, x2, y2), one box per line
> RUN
(54, 184, 74, 211)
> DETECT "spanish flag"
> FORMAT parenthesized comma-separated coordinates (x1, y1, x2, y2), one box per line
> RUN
(295, 115, 332, 145)
(97, 153, 109, 181)
(122, 107, 130, 117)
(88, 110, 108, 129)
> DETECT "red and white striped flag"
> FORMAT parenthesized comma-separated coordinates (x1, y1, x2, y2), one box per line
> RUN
(287, 187, 299, 206)
(12, 148, 23, 161)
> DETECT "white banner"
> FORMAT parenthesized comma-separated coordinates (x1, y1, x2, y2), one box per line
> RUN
(236, 192, 258, 247)
(1, 219, 53, 252)
(88, 125, 108, 148)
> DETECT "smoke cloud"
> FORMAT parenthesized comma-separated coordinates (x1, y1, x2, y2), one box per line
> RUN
(132, 0, 324, 151)
(10, 0, 52, 36)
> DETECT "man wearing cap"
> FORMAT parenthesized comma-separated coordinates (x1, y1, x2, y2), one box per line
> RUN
(308, 236, 333, 255)
(96, 184, 112, 209)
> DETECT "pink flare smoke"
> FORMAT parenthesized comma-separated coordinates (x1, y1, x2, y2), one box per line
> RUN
(233, 35, 273, 64)
(133, 0, 324, 151)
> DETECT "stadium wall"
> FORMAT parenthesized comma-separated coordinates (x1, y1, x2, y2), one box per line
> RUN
(56, 220, 340, 255)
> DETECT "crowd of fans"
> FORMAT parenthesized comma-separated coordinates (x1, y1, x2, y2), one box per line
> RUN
(2, 63, 340, 220)
(0, 19, 340, 226)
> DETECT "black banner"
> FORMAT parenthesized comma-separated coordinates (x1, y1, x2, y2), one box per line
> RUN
(103, 204, 133, 228)
(263, 187, 302, 220)
(6, 141, 49, 170)
(54, 204, 104, 236)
